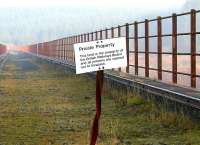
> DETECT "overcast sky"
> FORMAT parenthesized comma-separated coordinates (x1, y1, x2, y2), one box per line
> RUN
(0, 0, 197, 45)
(0, 0, 187, 8)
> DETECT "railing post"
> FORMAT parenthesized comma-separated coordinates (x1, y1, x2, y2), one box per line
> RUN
(157, 16, 162, 80)
(84, 33, 86, 42)
(100, 30, 103, 40)
(96, 31, 98, 40)
(111, 27, 114, 71)
(88, 33, 90, 42)
(66, 38, 68, 61)
(172, 13, 177, 84)
(118, 25, 121, 72)
(64, 39, 66, 60)
(73, 36, 75, 62)
(81, 34, 83, 42)
(61, 39, 64, 60)
(145, 19, 149, 77)
(105, 28, 108, 39)
(134, 22, 138, 75)
(77, 35, 80, 43)
(91, 33, 94, 41)
(70, 37, 71, 61)
(126, 23, 129, 73)
(111, 27, 114, 38)
(191, 9, 196, 88)
(57, 40, 60, 59)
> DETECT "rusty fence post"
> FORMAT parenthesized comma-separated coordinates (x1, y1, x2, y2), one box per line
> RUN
(70, 37, 72, 62)
(126, 23, 130, 73)
(105, 28, 108, 39)
(172, 13, 177, 84)
(96, 31, 98, 40)
(157, 16, 162, 80)
(61, 39, 63, 60)
(68, 38, 69, 61)
(111, 27, 114, 71)
(84, 33, 86, 42)
(59, 39, 61, 60)
(111, 27, 114, 38)
(145, 19, 149, 77)
(91, 32, 94, 41)
(134, 22, 138, 75)
(191, 9, 196, 88)
(62, 39, 64, 60)
(100, 30, 103, 40)
(66, 38, 68, 61)
(73, 36, 75, 62)
(68, 37, 70, 61)
(80, 34, 82, 42)
(88, 33, 90, 42)
(118, 25, 122, 72)
(64, 39, 66, 60)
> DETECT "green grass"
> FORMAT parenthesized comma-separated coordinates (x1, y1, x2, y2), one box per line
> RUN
(0, 54, 200, 145)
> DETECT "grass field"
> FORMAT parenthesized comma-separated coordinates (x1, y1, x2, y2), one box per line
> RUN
(0, 53, 200, 145)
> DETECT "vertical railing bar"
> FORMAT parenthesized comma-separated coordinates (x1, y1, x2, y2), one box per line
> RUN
(126, 23, 130, 73)
(64, 39, 66, 60)
(145, 19, 149, 77)
(157, 16, 162, 80)
(134, 22, 138, 75)
(72, 37, 73, 61)
(111, 27, 114, 71)
(92, 32, 94, 41)
(118, 25, 122, 72)
(73, 36, 75, 62)
(68, 37, 70, 61)
(61, 39, 63, 60)
(105, 28, 108, 39)
(191, 9, 196, 88)
(88, 33, 90, 42)
(70, 37, 71, 61)
(172, 13, 177, 84)
(58, 39, 60, 59)
(111, 27, 114, 38)
(100, 30, 103, 40)
(67, 38, 69, 60)
(68, 38, 70, 61)
(84, 34, 86, 42)
(96, 31, 98, 40)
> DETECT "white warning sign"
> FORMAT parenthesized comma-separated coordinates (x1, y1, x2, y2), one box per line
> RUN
(74, 37, 127, 74)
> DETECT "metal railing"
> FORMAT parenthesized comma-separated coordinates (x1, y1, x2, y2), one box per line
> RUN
(26, 9, 200, 89)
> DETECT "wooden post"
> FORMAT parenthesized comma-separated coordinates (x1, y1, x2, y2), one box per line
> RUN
(90, 70, 104, 145)
(90, 29, 104, 145)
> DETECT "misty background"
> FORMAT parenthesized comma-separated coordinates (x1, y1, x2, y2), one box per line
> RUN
(0, 0, 199, 45)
